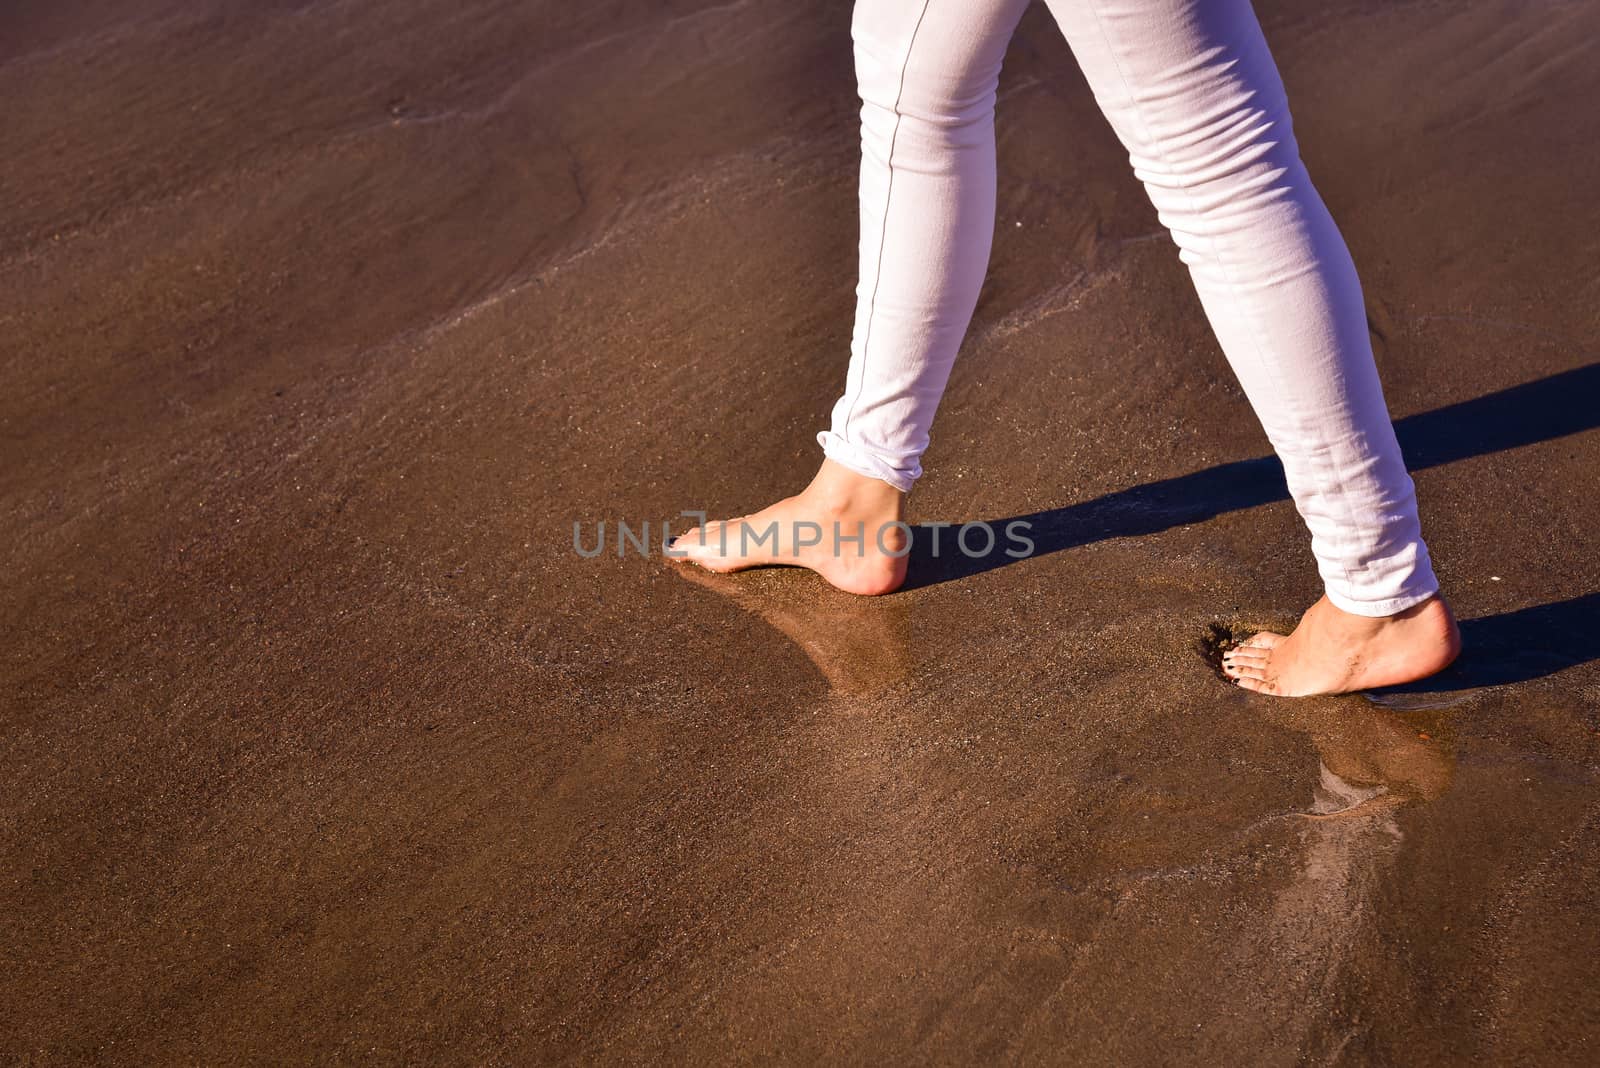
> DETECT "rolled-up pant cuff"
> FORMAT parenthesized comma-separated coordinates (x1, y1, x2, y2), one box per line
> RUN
(816, 431, 916, 493)
(1322, 577, 1441, 618)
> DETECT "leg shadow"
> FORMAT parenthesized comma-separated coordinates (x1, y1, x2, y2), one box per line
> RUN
(902, 363, 1600, 683)
(905, 361, 1600, 589)
(1373, 591, 1600, 694)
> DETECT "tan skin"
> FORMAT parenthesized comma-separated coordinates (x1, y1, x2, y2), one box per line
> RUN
(672, 459, 1462, 696)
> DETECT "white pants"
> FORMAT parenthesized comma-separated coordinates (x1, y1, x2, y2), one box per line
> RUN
(817, 0, 1439, 617)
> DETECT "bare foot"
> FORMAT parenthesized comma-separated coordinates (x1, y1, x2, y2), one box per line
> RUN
(668, 459, 908, 596)
(1221, 594, 1461, 697)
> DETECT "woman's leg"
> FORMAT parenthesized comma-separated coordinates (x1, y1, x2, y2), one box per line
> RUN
(672, 0, 1029, 592)
(675, 0, 1457, 693)
(1037, 0, 1456, 692)
(817, 0, 1033, 491)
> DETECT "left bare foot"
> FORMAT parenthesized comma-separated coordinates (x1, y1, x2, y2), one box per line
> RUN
(668, 459, 908, 596)
(1222, 593, 1461, 697)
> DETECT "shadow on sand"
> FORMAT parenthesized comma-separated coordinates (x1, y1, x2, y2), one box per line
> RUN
(903, 362, 1600, 688)
(1377, 591, 1600, 693)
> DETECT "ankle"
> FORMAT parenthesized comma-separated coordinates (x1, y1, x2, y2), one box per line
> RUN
(804, 459, 905, 519)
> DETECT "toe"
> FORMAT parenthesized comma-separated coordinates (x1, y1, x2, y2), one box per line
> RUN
(1229, 661, 1270, 683)
(1239, 630, 1286, 651)
(672, 523, 728, 566)
(1234, 674, 1279, 695)
(1221, 647, 1268, 679)
(1221, 659, 1249, 681)
(671, 522, 711, 546)
(670, 525, 704, 549)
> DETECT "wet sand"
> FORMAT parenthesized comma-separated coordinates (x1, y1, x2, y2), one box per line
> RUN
(4, 0, 1599, 1062)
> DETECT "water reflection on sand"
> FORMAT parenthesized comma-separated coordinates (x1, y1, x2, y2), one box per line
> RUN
(670, 555, 1460, 1038)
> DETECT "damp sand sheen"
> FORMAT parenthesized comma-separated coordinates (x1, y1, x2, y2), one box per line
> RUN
(3, 0, 1599, 1062)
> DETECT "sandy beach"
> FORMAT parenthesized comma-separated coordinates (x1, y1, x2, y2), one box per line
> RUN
(4, 0, 1599, 1062)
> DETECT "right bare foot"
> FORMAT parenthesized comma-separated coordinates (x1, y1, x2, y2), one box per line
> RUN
(669, 459, 908, 596)
(1222, 593, 1461, 697)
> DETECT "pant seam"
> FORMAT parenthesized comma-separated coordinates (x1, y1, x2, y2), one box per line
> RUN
(1077, 0, 1359, 602)
(841, 0, 936, 442)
